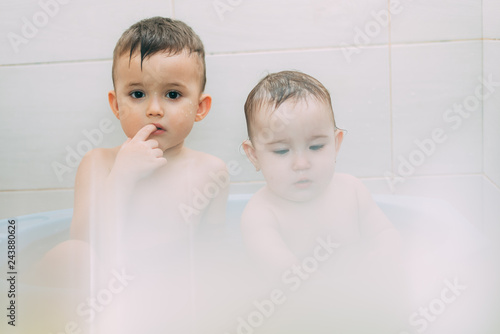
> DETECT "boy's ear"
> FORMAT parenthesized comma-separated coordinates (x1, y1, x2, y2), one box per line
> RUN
(334, 128, 344, 154)
(195, 94, 212, 122)
(108, 90, 120, 119)
(242, 139, 260, 171)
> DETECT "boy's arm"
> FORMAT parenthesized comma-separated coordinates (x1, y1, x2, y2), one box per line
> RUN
(69, 148, 108, 242)
(200, 161, 230, 227)
(71, 124, 166, 269)
(241, 201, 299, 273)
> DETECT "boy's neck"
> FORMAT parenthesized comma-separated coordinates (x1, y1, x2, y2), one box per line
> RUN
(162, 141, 186, 160)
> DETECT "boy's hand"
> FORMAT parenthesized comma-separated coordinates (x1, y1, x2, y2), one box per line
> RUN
(113, 124, 167, 182)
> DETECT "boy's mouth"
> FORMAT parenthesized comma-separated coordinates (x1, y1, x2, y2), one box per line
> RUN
(151, 123, 165, 134)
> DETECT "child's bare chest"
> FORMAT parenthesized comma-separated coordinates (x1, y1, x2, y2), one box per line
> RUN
(122, 165, 207, 246)
(273, 196, 361, 257)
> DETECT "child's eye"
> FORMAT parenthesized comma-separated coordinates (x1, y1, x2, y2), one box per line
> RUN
(273, 149, 289, 155)
(130, 91, 145, 99)
(166, 91, 181, 99)
(310, 144, 324, 151)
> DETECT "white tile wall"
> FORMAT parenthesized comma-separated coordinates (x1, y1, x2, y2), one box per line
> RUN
(175, 0, 389, 53)
(186, 46, 391, 181)
(0, 0, 496, 223)
(391, 0, 482, 44)
(0, 0, 172, 65)
(483, 0, 500, 39)
(483, 41, 500, 188)
(391, 41, 483, 176)
(0, 61, 125, 190)
(0, 189, 73, 219)
(483, 177, 500, 243)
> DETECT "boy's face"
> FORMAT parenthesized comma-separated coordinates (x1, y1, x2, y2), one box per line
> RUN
(109, 51, 210, 152)
(244, 98, 343, 202)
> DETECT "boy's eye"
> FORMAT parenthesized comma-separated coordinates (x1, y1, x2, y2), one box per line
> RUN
(167, 91, 181, 99)
(130, 91, 145, 99)
(310, 144, 324, 151)
(273, 149, 289, 155)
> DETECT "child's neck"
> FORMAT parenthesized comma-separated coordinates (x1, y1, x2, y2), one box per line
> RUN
(162, 141, 186, 161)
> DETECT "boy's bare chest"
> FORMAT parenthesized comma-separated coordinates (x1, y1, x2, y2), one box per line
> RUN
(122, 165, 209, 244)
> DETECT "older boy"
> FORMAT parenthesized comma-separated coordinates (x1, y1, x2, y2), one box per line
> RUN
(71, 17, 228, 247)
(36, 17, 228, 333)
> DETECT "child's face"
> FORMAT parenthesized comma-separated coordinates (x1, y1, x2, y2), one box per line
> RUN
(244, 98, 343, 202)
(109, 51, 209, 152)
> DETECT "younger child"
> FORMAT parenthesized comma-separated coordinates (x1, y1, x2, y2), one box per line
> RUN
(241, 71, 405, 333)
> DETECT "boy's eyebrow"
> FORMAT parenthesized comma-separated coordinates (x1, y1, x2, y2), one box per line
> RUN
(125, 82, 187, 88)
(126, 82, 143, 87)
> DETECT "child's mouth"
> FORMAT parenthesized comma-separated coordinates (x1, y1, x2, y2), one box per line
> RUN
(152, 123, 165, 134)
(294, 179, 312, 188)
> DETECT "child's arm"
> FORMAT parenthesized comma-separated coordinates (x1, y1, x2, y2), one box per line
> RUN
(70, 124, 166, 268)
(241, 200, 299, 273)
(200, 161, 230, 227)
(354, 177, 403, 271)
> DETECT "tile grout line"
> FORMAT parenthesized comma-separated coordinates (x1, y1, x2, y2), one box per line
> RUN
(388, 0, 395, 194)
(0, 39, 488, 68)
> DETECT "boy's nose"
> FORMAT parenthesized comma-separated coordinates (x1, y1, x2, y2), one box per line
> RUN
(146, 96, 164, 117)
(292, 153, 311, 172)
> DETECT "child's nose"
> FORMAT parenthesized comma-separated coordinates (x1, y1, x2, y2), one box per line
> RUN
(292, 152, 311, 171)
(146, 96, 164, 117)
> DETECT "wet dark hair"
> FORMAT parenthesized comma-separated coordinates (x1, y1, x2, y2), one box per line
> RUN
(244, 71, 336, 139)
(112, 16, 206, 91)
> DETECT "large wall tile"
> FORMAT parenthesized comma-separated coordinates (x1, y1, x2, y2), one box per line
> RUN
(483, 0, 500, 39)
(0, 189, 73, 219)
(0, 61, 125, 190)
(483, 41, 500, 188)
(176, 0, 389, 54)
(391, 41, 483, 176)
(186, 46, 391, 182)
(391, 0, 482, 43)
(0, 0, 172, 65)
(483, 178, 500, 244)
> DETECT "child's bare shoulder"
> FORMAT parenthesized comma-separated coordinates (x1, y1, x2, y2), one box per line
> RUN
(241, 188, 277, 229)
(332, 173, 370, 196)
(75, 147, 120, 181)
(332, 172, 363, 186)
(184, 148, 227, 172)
(79, 146, 118, 169)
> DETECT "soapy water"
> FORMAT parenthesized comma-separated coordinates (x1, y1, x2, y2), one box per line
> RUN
(0, 195, 499, 333)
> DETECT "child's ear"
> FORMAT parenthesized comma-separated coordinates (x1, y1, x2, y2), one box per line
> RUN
(334, 128, 344, 154)
(195, 94, 212, 122)
(242, 139, 260, 171)
(108, 90, 120, 119)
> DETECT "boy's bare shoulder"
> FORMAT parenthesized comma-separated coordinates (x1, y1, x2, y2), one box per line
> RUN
(76, 146, 120, 177)
(80, 146, 118, 165)
(183, 148, 227, 172)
